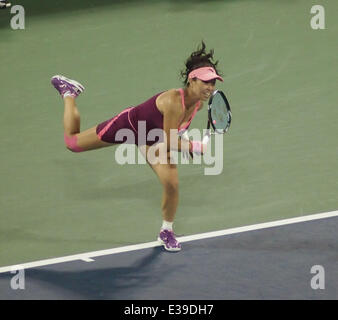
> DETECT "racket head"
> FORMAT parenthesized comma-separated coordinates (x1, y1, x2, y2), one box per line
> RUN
(208, 90, 232, 134)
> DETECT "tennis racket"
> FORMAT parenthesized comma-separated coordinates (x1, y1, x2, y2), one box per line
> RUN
(190, 89, 232, 158)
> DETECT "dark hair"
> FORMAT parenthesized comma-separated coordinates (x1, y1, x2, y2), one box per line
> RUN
(180, 41, 221, 86)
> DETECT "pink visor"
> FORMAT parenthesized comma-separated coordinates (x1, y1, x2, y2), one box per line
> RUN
(188, 67, 223, 82)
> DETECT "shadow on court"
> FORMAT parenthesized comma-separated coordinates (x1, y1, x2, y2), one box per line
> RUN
(0, 247, 166, 299)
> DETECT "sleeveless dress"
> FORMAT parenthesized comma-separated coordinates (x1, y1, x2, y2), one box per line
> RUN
(96, 89, 199, 146)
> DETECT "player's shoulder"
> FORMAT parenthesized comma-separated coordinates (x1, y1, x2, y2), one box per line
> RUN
(157, 89, 181, 105)
(156, 89, 183, 114)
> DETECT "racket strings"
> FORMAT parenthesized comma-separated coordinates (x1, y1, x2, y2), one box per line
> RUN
(209, 91, 231, 133)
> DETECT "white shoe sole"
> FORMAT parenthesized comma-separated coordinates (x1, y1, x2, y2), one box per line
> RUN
(157, 237, 182, 252)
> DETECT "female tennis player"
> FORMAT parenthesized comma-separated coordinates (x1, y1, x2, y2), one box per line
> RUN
(51, 42, 223, 251)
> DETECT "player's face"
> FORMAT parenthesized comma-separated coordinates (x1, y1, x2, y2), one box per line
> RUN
(190, 79, 216, 101)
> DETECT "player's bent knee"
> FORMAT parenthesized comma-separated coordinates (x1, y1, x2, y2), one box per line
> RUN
(64, 133, 84, 153)
(163, 179, 179, 194)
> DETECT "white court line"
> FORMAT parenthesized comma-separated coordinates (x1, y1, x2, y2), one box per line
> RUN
(0, 210, 337, 274)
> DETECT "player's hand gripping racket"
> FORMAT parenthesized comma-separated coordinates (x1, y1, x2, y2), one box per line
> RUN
(189, 89, 232, 158)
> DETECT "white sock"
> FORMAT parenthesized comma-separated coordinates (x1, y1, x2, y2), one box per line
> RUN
(63, 91, 74, 99)
(161, 220, 173, 231)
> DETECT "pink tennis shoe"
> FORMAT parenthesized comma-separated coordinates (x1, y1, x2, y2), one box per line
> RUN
(51, 75, 85, 98)
(158, 229, 182, 252)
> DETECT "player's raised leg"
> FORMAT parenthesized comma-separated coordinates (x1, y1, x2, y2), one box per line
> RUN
(51, 75, 112, 152)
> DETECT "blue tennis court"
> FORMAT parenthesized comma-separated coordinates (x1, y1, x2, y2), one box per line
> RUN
(1, 215, 337, 300)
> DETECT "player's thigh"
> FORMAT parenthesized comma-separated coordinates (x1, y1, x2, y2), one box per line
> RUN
(76, 126, 114, 150)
